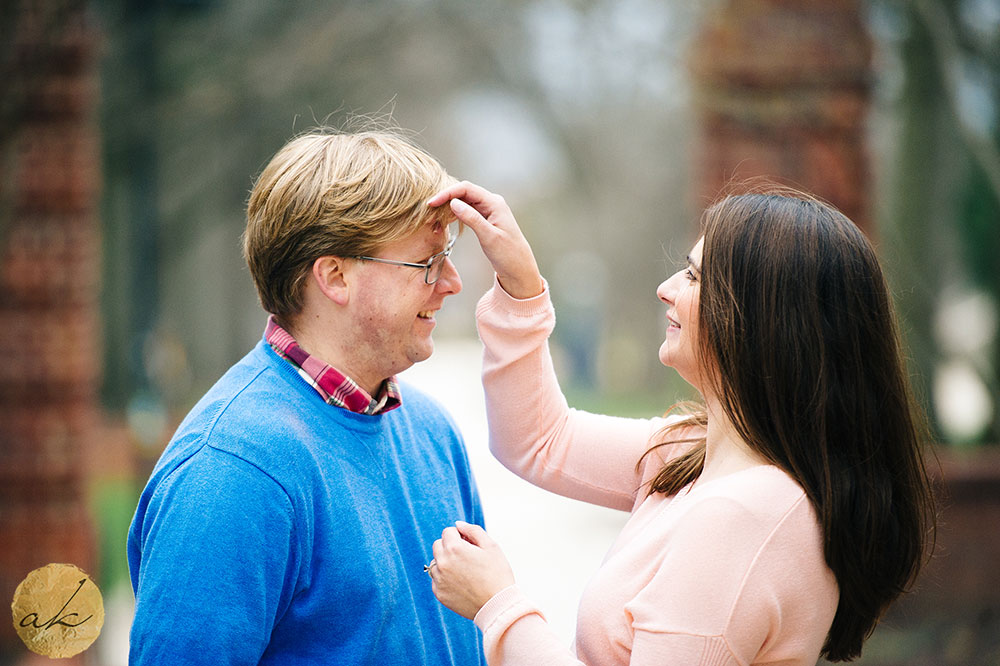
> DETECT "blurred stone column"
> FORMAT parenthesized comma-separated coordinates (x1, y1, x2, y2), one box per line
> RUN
(0, 1, 102, 662)
(689, 0, 873, 232)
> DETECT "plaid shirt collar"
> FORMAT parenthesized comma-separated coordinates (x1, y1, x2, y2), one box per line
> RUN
(265, 316, 401, 415)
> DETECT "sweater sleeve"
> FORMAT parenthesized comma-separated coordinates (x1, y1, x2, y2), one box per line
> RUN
(128, 446, 299, 666)
(472, 583, 738, 666)
(474, 585, 585, 666)
(476, 279, 669, 511)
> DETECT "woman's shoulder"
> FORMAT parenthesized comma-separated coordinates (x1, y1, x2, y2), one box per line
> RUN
(628, 465, 835, 652)
(716, 464, 807, 504)
(678, 465, 816, 539)
(664, 465, 835, 606)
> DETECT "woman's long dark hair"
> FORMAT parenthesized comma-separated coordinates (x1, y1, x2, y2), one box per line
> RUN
(642, 189, 935, 662)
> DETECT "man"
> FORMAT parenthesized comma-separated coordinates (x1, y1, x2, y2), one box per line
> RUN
(127, 129, 485, 665)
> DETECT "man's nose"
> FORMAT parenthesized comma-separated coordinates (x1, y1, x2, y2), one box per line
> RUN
(435, 258, 462, 295)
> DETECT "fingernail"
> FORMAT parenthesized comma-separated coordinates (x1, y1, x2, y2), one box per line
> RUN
(450, 199, 470, 211)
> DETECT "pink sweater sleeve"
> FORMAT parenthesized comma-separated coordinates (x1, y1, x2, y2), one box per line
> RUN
(473, 576, 739, 666)
(475, 279, 668, 511)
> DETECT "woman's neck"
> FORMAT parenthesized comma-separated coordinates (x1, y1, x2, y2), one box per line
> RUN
(699, 396, 768, 485)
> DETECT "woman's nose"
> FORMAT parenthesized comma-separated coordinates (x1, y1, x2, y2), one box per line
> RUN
(656, 277, 674, 304)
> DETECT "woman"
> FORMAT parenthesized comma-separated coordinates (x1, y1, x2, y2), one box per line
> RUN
(425, 182, 935, 665)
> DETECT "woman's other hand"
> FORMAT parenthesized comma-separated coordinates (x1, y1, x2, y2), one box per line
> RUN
(428, 181, 544, 300)
(429, 521, 516, 620)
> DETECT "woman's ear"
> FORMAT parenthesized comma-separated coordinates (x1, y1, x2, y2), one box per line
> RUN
(311, 256, 350, 306)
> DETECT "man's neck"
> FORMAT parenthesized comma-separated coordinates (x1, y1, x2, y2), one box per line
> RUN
(285, 316, 386, 397)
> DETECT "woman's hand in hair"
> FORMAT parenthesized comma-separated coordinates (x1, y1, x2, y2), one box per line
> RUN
(428, 181, 544, 300)
(428, 521, 516, 620)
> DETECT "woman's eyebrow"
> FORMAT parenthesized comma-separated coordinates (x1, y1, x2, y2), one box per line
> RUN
(686, 255, 702, 273)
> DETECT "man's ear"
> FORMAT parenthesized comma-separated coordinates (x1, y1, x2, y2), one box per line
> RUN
(311, 256, 351, 306)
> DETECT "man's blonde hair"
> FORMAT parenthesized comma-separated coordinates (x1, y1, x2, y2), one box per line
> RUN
(243, 129, 457, 318)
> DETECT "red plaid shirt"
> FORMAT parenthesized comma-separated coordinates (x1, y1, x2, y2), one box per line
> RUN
(265, 316, 401, 415)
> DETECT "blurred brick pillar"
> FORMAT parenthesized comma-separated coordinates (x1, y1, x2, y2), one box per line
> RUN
(0, 1, 102, 663)
(689, 0, 873, 232)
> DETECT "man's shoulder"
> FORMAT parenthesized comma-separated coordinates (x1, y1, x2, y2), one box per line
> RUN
(392, 381, 462, 434)
(159, 343, 315, 470)
(173, 343, 283, 431)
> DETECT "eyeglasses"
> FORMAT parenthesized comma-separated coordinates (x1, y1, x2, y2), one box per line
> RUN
(352, 235, 457, 285)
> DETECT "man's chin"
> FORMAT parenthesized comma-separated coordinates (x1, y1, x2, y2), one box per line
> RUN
(409, 341, 435, 366)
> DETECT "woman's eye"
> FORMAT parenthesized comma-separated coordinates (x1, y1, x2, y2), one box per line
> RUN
(685, 269, 697, 281)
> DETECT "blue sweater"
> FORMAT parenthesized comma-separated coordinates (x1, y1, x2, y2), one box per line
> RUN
(127, 339, 486, 665)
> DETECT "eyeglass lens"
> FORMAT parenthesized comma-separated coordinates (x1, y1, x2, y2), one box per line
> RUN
(426, 224, 457, 284)
(427, 253, 446, 284)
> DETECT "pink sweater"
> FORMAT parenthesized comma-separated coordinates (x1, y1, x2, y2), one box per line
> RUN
(473, 281, 839, 666)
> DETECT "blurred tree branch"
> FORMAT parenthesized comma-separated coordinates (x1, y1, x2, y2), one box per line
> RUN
(911, 0, 1000, 200)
